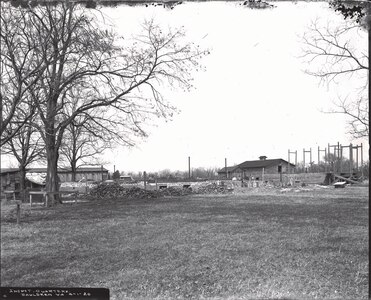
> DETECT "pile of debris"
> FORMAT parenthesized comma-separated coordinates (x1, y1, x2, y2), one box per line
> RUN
(194, 182, 233, 194)
(88, 184, 161, 199)
(87, 181, 234, 199)
(160, 186, 193, 196)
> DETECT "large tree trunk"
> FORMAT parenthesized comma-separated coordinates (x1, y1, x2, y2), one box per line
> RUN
(45, 118, 62, 206)
(19, 166, 26, 202)
(46, 149, 60, 206)
(71, 159, 77, 182)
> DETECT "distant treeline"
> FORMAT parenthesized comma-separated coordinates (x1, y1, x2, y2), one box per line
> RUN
(111, 167, 221, 181)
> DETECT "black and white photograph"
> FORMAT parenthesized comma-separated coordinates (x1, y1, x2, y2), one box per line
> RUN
(0, 0, 369, 299)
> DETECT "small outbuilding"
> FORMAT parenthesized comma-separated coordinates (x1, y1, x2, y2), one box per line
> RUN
(217, 165, 243, 179)
(1, 168, 44, 192)
(218, 156, 296, 180)
(1, 168, 21, 191)
(238, 157, 295, 180)
(27, 167, 109, 182)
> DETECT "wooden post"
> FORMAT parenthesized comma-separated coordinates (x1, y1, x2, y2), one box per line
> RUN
(303, 148, 312, 173)
(225, 158, 228, 179)
(288, 150, 297, 174)
(333, 144, 336, 173)
(318, 147, 326, 173)
(143, 171, 147, 190)
(349, 143, 353, 174)
(29, 193, 32, 207)
(339, 144, 343, 174)
(188, 156, 191, 180)
(356, 145, 359, 172)
(16, 202, 20, 225)
(318, 146, 320, 168)
(101, 165, 104, 182)
(325, 148, 327, 172)
(279, 164, 283, 184)
(262, 167, 265, 182)
(361, 143, 363, 168)
(295, 151, 297, 172)
(328, 143, 330, 172)
(337, 142, 340, 158)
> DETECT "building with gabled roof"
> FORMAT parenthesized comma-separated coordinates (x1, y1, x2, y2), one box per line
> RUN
(238, 158, 295, 171)
(238, 158, 295, 180)
(217, 165, 242, 178)
(27, 167, 109, 182)
(1, 168, 22, 191)
(218, 156, 296, 180)
(1, 167, 109, 191)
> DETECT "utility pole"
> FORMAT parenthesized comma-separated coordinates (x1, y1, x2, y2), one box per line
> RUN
(349, 143, 353, 174)
(225, 158, 228, 179)
(318, 147, 327, 172)
(303, 148, 312, 173)
(288, 149, 297, 174)
(188, 156, 191, 180)
(329, 143, 340, 173)
(143, 171, 147, 190)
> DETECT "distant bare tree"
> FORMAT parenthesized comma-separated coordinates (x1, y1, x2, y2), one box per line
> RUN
(1, 2, 208, 205)
(2, 109, 44, 199)
(301, 20, 368, 138)
(59, 106, 135, 182)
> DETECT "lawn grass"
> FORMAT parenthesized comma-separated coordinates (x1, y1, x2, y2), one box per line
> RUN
(1, 186, 368, 299)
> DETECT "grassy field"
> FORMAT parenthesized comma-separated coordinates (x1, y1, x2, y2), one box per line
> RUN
(1, 186, 368, 299)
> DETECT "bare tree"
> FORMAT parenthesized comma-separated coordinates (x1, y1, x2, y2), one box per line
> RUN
(1, 2, 208, 205)
(59, 107, 135, 182)
(301, 19, 369, 138)
(2, 116, 44, 200)
(0, 5, 47, 146)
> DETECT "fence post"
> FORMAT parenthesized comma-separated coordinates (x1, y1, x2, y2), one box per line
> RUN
(16, 202, 20, 225)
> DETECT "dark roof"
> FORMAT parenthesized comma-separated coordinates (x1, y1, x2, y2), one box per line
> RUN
(238, 159, 295, 169)
(0, 168, 24, 174)
(75, 167, 109, 172)
(28, 167, 109, 173)
(218, 165, 241, 174)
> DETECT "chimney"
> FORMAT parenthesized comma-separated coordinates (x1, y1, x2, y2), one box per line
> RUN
(259, 156, 267, 160)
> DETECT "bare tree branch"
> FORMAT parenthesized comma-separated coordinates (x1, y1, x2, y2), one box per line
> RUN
(301, 18, 368, 138)
(1, 2, 208, 204)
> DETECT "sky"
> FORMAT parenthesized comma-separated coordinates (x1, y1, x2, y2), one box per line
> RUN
(2, 1, 369, 173)
(102, 1, 368, 173)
